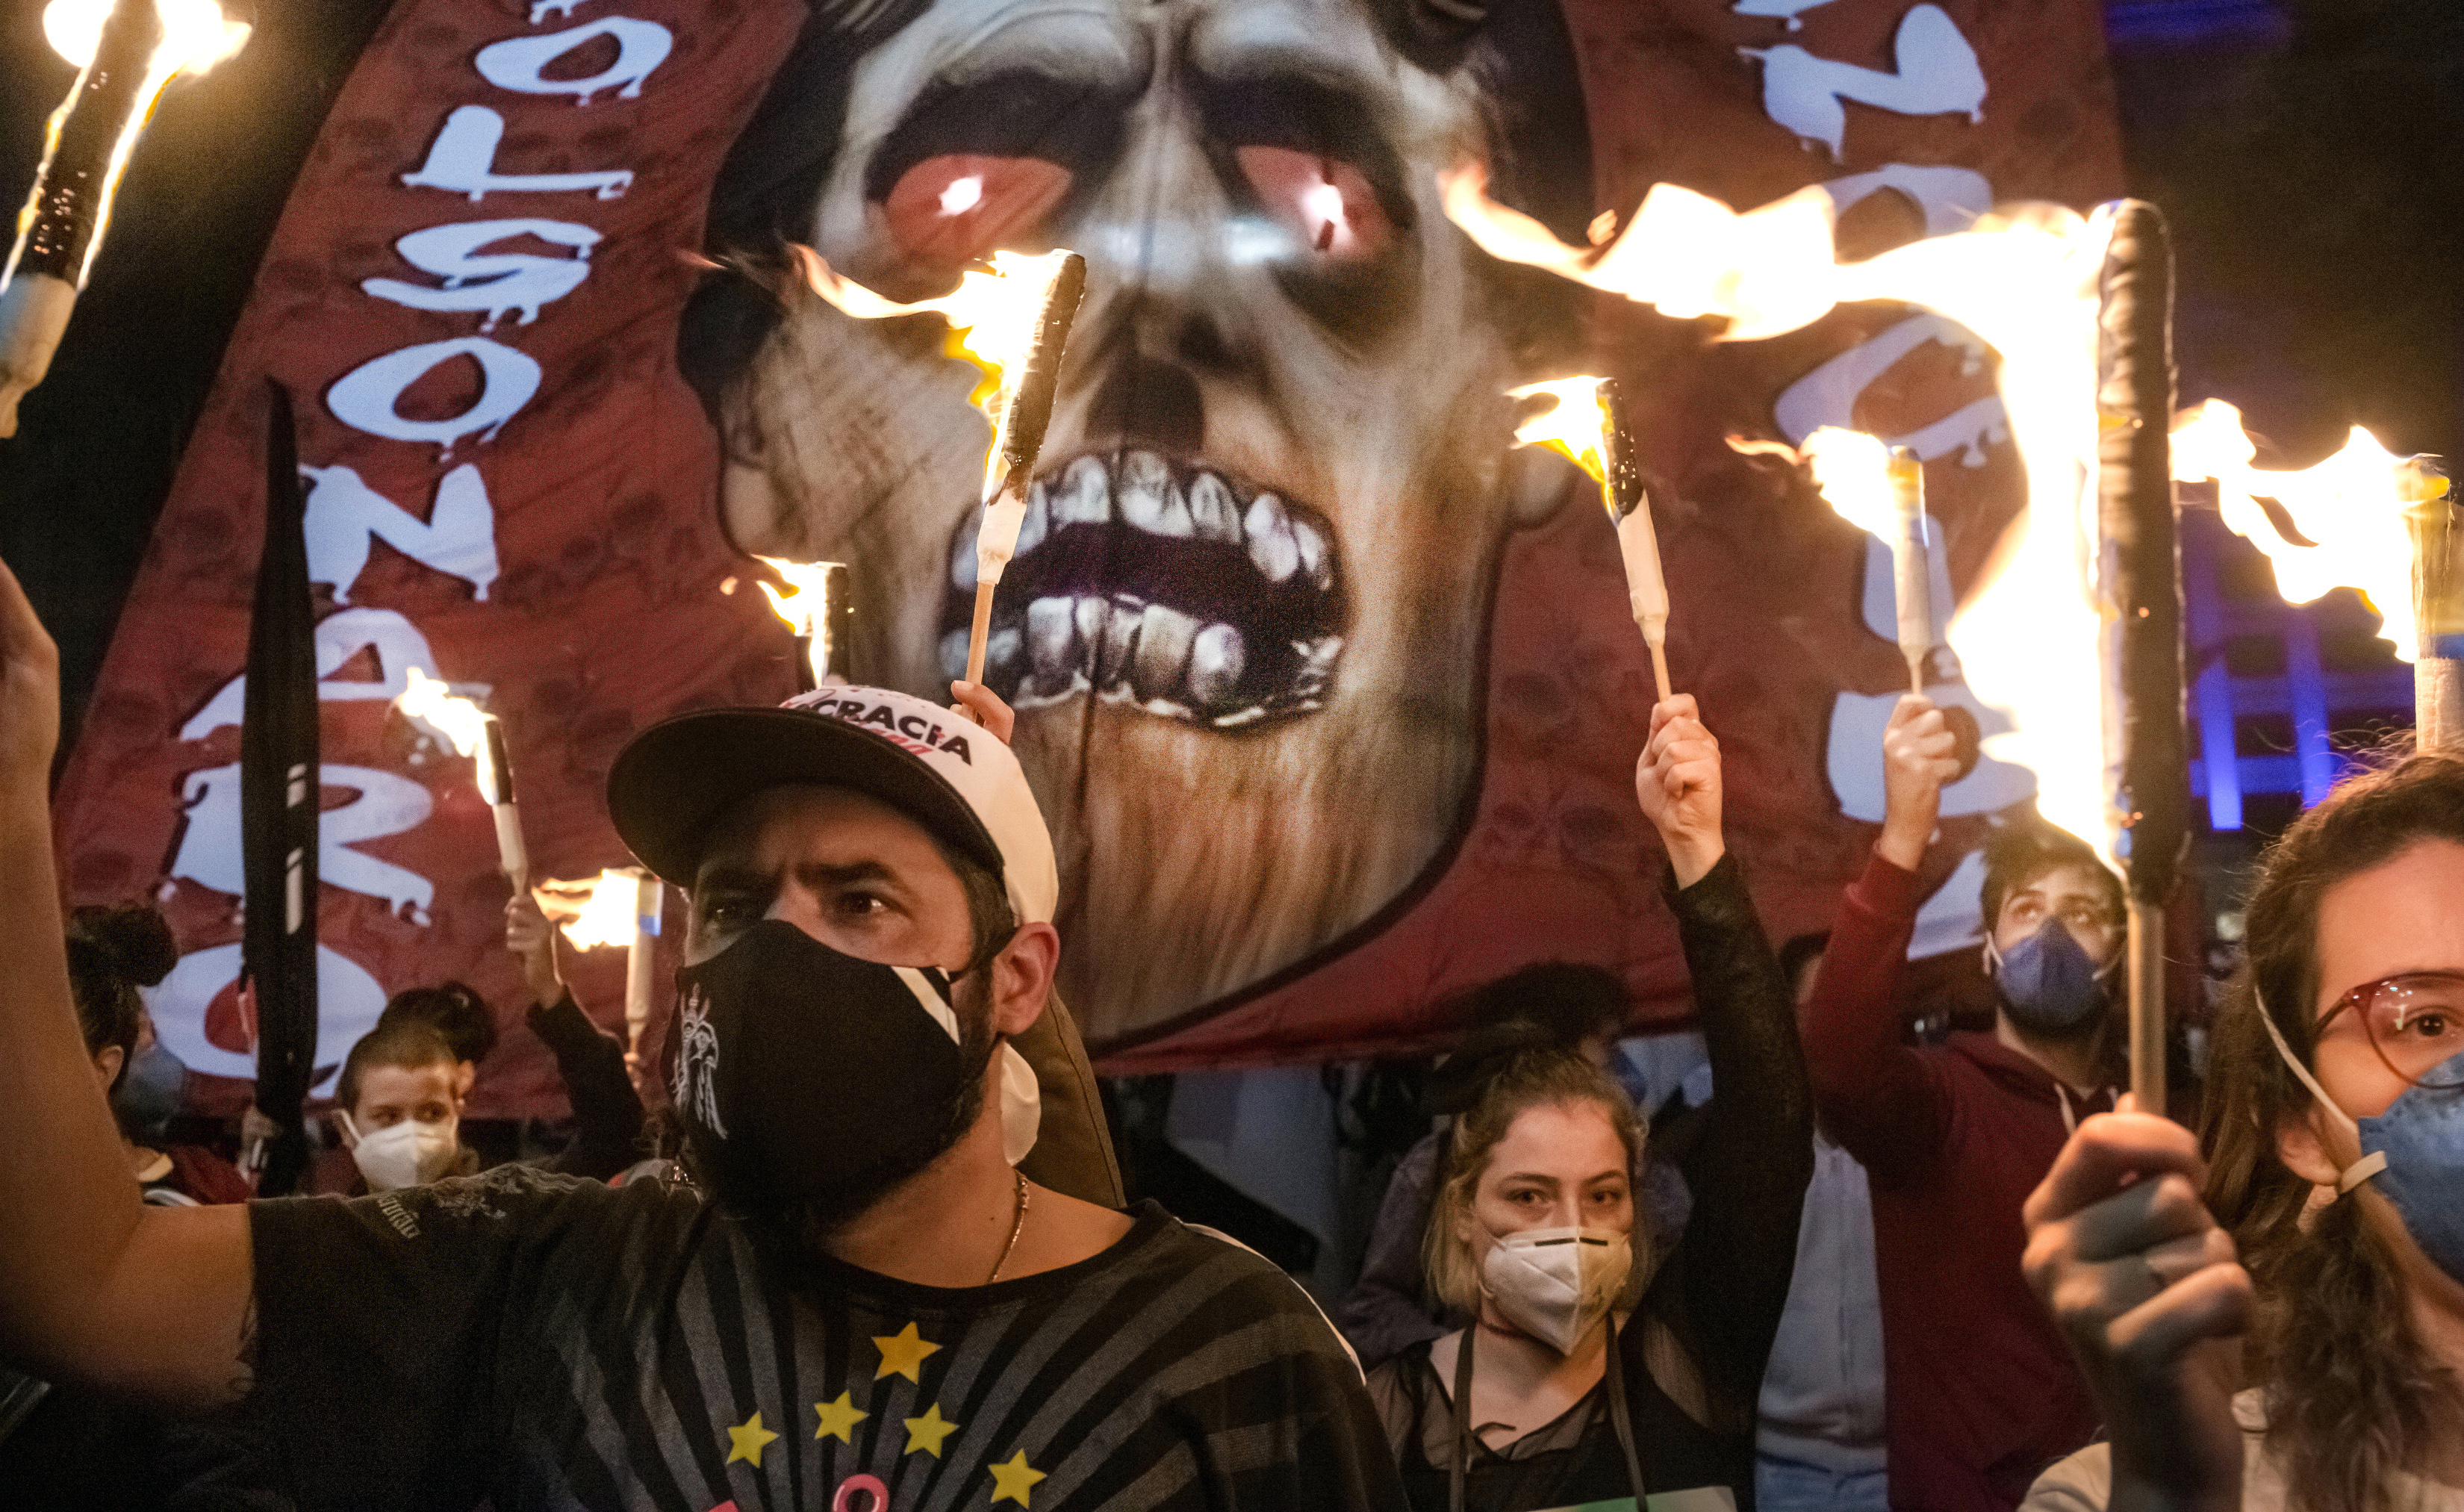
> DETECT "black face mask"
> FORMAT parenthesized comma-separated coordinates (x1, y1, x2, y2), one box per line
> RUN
(671, 920, 992, 1235)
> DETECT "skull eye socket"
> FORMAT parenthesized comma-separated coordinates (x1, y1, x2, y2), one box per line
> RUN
(1233, 147, 1393, 263)
(880, 153, 1074, 267)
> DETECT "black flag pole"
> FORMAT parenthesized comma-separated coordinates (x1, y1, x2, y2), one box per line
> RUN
(242, 380, 320, 1195)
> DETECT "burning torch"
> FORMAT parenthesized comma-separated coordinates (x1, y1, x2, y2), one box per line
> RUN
(2406, 462, 2462, 755)
(2, 0, 249, 435)
(756, 557, 853, 693)
(2097, 199, 2188, 1118)
(1511, 376, 1675, 701)
(965, 252, 1086, 686)
(396, 668, 529, 892)
(541, 868, 665, 1051)
(783, 243, 1089, 697)
(1807, 428, 1938, 694)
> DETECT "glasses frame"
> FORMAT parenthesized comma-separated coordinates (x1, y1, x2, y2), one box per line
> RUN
(2312, 971, 2464, 1092)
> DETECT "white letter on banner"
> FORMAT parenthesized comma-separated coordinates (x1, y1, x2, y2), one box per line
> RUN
(1740, 4, 1986, 161)
(148, 942, 388, 1083)
(402, 106, 633, 201)
(170, 764, 438, 920)
(327, 338, 541, 456)
(299, 463, 501, 603)
(363, 220, 600, 330)
(181, 609, 461, 741)
(1773, 311, 2007, 467)
(474, 17, 673, 105)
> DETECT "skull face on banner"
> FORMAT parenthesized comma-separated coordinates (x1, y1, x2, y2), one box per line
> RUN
(686, 0, 1591, 1046)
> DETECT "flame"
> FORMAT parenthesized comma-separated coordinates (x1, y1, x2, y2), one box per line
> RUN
(1508, 377, 1613, 492)
(1441, 163, 1838, 342)
(2172, 399, 2442, 660)
(396, 666, 492, 758)
(789, 245, 1075, 500)
(1804, 427, 1897, 538)
(544, 870, 646, 952)
(1452, 161, 2123, 856)
(753, 554, 843, 684)
(43, 0, 249, 76)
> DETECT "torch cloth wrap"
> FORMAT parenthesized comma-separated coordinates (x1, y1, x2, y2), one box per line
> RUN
(2096, 199, 2188, 903)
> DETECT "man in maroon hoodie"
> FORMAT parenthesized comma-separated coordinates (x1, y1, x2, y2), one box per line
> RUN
(1802, 694, 2128, 1512)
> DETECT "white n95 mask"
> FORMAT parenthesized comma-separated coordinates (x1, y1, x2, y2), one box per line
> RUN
(1479, 1226, 1631, 1354)
(340, 1111, 460, 1192)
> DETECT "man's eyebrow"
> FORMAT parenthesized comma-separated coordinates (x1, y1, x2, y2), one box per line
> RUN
(791, 859, 905, 892)
(691, 862, 773, 896)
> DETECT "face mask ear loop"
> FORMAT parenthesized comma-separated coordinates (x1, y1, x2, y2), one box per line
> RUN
(334, 1109, 360, 1147)
(2255, 991, 2388, 1195)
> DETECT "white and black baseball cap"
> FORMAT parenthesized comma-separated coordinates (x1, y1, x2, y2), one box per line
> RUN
(608, 685, 1061, 1165)
(608, 685, 1058, 927)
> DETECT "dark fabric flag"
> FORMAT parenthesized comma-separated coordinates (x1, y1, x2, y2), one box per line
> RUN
(242, 380, 320, 1197)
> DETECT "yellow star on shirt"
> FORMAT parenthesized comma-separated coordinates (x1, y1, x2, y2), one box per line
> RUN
(814, 1391, 868, 1443)
(988, 1448, 1047, 1506)
(873, 1320, 942, 1382)
(726, 1410, 779, 1466)
(903, 1401, 961, 1458)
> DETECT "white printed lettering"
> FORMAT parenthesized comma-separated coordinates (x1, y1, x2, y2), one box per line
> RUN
(1742, 4, 1987, 161)
(172, 763, 439, 919)
(474, 17, 673, 105)
(148, 941, 388, 1083)
(181, 608, 461, 741)
(326, 337, 541, 455)
(362, 219, 600, 329)
(401, 106, 633, 202)
(301, 462, 502, 602)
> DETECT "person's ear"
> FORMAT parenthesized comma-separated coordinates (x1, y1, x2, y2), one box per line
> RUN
(92, 1044, 125, 1091)
(987, 921, 1060, 1039)
(2277, 1107, 2346, 1188)
(454, 1060, 476, 1099)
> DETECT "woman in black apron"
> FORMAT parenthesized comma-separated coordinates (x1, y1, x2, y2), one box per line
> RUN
(1366, 696, 1814, 1511)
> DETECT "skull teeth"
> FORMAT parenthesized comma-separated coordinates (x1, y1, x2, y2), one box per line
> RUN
(941, 448, 1346, 727)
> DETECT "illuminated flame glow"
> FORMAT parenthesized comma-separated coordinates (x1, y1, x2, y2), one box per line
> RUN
(1804, 426, 1897, 539)
(753, 554, 840, 684)
(1451, 164, 2124, 857)
(396, 666, 491, 757)
(1508, 377, 1613, 495)
(36, 0, 249, 287)
(544, 870, 646, 952)
(43, 0, 249, 75)
(789, 245, 1077, 500)
(2172, 399, 2444, 661)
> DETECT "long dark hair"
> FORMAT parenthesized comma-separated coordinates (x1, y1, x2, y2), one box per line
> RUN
(2200, 749, 2464, 1512)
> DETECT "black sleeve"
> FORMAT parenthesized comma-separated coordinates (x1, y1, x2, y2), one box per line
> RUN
(527, 990, 647, 1180)
(1337, 1131, 1449, 1369)
(1630, 853, 1816, 1423)
(241, 1166, 624, 1510)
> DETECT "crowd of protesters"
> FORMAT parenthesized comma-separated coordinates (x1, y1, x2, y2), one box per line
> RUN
(4, 544, 2463, 1512)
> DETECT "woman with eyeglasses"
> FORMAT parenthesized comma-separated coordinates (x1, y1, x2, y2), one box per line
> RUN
(2019, 750, 2464, 1512)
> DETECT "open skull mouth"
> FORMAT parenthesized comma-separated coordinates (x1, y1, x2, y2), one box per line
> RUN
(939, 449, 1348, 728)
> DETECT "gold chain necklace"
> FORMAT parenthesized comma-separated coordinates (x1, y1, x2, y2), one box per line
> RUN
(986, 1169, 1030, 1285)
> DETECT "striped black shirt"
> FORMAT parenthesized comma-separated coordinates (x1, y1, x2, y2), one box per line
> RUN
(244, 1169, 1406, 1511)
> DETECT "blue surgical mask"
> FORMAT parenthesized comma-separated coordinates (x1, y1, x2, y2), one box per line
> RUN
(1987, 918, 2111, 1033)
(2259, 1004, 2464, 1284)
(110, 1039, 188, 1142)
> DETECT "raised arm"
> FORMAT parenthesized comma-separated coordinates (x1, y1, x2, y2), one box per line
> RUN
(0, 559, 251, 1410)
(1799, 694, 1959, 1180)
(1628, 694, 1815, 1413)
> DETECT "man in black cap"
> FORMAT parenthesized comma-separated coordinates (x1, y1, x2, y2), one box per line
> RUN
(0, 551, 1405, 1511)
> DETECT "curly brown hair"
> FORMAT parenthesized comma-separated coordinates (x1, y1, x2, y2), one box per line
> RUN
(1422, 1045, 1641, 1318)
(2200, 748, 2464, 1512)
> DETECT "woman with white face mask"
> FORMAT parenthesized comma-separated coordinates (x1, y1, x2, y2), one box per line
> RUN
(1366, 696, 1815, 1511)
(330, 1018, 474, 1193)
(2021, 750, 2464, 1512)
